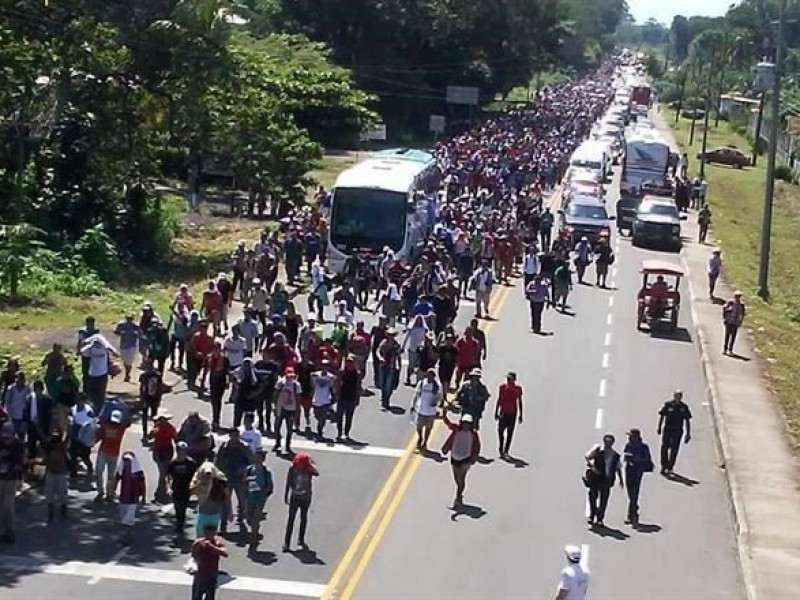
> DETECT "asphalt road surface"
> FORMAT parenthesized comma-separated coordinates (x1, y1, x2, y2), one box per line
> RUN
(2, 169, 744, 598)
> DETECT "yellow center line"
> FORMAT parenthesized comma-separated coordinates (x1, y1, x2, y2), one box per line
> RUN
(329, 283, 515, 600)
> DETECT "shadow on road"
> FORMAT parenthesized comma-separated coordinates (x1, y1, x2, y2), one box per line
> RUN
(633, 522, 662, 534)
(1, 488, 175, 589)
(449, 503, 487, 521)
(501, 455, 529, 469)
(590, 524, 630, 540)
(650, 327, 693, 344)
(666, 472, 699, 487)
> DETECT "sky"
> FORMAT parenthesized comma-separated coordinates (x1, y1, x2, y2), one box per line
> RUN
(627, 0, 735, 25)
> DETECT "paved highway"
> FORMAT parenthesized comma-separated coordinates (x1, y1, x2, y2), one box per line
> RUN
(2, 172, 743, 599)
(346, 170, 743, 599)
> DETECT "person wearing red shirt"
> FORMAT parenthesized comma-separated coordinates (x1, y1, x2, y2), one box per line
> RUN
(191, 523, 229, 598)
(94, 410, 130, 502)
(495, 372, 524, 459)
(188, 324, 214, 391)
(149, 411, 176, 500)
(201, 281, 224, 337)
(454, 329, 480, 388)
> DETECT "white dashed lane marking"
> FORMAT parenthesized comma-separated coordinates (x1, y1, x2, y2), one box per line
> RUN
(595, 408, 604, 429)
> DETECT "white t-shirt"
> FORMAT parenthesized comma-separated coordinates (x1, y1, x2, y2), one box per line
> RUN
(558, 563, 589, 600)
(250, 288, 269, 312)
(414, 380, 441, 416)
(224, 336, 247, 368)
(240, 427, 263, 453)
(311, 372, 334, 407)
(83, 344, 109, 377)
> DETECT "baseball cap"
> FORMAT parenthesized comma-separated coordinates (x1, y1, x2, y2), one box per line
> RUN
(564, 544, 582, 562)
(176, 441, 188, 450)
(110, 410, 123, 424)
(460, 413, 474, 424)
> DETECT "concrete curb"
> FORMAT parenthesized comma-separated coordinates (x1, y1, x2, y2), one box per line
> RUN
(680, 248, 758, 600)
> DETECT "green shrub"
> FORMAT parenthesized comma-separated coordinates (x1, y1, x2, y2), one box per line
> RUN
(775, 164, 795, 183)
(19, 250, 105, 298)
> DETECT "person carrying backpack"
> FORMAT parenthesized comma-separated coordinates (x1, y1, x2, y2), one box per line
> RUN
(244, 449, 273, 552)
(283, 451, 318, 552)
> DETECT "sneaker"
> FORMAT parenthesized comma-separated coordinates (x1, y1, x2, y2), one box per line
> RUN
(94, 493, 104, 503)
(282, 544, 290, 552)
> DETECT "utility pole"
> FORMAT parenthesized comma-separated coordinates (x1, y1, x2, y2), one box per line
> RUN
(753, 91, 766, 166)
(758, 0, 786, 300)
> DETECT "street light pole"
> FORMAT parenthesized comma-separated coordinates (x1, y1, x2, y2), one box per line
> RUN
(758, 0, 786, 300)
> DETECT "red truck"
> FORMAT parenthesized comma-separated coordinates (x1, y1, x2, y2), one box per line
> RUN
(631, 85, 652, 107)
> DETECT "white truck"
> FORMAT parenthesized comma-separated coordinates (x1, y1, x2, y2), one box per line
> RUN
(621, 132, 671, 195)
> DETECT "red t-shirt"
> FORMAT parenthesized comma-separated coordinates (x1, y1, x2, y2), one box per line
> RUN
(456, 336, 479, 368)
(152, 421, 176, 451)
(497, 383, 522, 415)
(98, 423, 129, 456)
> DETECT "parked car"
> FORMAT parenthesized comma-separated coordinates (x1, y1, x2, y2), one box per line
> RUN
(697, 145, 750, 168)
(559, 199, 614, 244)
(615, 195, 640, 234)
(632, 197, 684, 252)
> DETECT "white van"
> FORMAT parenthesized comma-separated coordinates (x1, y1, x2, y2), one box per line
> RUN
(570, 140, 611, 182)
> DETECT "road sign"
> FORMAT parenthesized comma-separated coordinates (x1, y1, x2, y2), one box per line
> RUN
(429, 115, 446, 133)
(786, 116, 800, 135)
(360, 123, 387, 141)
(446, 85, 479, 106)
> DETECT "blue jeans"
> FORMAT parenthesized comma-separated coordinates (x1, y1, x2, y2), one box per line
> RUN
(379, 365, 397, 407)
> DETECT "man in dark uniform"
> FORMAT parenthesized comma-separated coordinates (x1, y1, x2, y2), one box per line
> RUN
(656, 389, 692, 475)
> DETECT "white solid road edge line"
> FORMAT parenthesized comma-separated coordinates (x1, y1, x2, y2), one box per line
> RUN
(594, 408, 604, 430)
(0, 556, 326, 598)
(580, 544, 590, 571)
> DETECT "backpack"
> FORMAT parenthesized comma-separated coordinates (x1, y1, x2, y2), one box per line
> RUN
(246, 464, 274, 497)
(290, 469, 312, 500)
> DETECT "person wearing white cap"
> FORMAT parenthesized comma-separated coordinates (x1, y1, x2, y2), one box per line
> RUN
(94, 409, 130, 502)
(441, 409, 480, 507)
(722, 290, 746, 355)
(555, 544, 589, 599)
(114, 451, 145, 546)
(455, 367, 490, 430)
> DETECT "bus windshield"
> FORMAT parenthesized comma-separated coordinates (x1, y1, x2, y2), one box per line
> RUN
(330, 187, 408, 252)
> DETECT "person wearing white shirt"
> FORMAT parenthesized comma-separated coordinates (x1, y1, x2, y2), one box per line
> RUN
(80, 336, 117, 411)
(470, 264, 495, 320)
(411, 369, 442, 451)
(249, 281, 270, 329)
(224, 327, 247, 369)
(555, 545, 589, 600)
(237, 311, 260, 356)
(273, 370, 302, 453)
(523, 247, 540, 286)
(239, 413, 263, 453)
(310, 363, 335, 439)
(402, 314, 428, 386)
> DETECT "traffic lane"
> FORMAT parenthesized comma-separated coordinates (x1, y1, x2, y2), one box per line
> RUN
(0, 570, 322, 600)
(353, 274, 616, 599)
(8, 449, 398, 585)
(588, 235, 743, 599)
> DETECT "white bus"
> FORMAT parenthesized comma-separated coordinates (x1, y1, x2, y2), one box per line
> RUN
(327, 148, 441, 273)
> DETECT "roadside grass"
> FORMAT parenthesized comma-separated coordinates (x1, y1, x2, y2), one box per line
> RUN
(665, 108, 800, 449)
(308, 153, 358, 192)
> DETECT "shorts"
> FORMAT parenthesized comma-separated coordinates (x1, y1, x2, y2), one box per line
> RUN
(118, 503, 138, 526)
(244, 498, 266, 525)
(415, 413, 436, 428)
(120, 347, 137, 367)
(195, 511, 221, 537)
